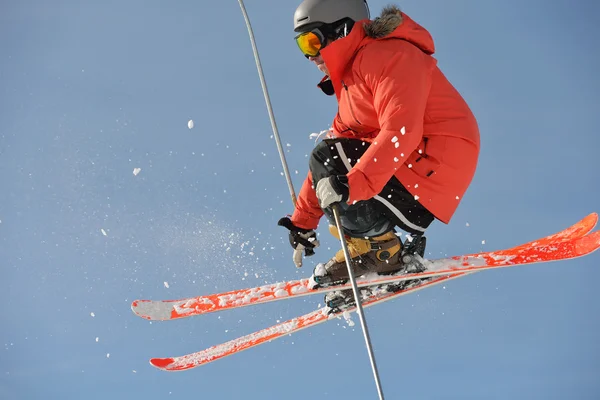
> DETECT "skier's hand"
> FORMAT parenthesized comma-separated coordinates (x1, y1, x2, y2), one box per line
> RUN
(315, 175, 349, 209)
(277, 217, 320, 268)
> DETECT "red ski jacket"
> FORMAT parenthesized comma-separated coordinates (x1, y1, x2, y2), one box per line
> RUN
(292, 9, 480, 230)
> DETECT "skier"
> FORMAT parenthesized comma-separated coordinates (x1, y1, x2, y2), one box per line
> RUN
(278, 0, 480, 306)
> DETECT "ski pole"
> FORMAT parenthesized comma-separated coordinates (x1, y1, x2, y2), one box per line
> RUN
(237, 0, 297, 206)
(238, 3, 384, 398)
(237, 0, 316, 257)
(331, 205, 385, 400)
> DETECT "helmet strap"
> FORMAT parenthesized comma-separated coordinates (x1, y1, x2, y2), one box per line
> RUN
(332, 19, 356, 41)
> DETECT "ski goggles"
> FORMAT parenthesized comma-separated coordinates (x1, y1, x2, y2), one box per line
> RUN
(294, 28, 328, 58)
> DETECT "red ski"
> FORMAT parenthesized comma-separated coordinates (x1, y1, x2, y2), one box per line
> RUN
(133, 213, 598, 321)
(141, 214, 600, 371)
(150, 273, 465, 371)
(150, 228, 600, 371)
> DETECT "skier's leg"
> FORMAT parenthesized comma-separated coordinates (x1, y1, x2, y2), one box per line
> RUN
(309, 138, 435, 237)
(309, 138, 394, 238)
(308, 138, 435, 284)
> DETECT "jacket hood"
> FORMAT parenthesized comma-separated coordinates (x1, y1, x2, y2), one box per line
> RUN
(364, 6, 434, 55)
(318, 7, 435, 96)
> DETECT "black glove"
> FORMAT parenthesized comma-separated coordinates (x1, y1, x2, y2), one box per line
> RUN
(278, 217, 320, 268)
(315, 175, 349, 209)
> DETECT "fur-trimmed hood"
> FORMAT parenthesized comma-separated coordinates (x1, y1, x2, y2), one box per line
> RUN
(362, 6, 435, 54)
(364, 5, 404, 38)
(317, 7, 435, 95)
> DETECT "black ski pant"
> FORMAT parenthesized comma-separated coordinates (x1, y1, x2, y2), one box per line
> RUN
(309, 138, 435, 238)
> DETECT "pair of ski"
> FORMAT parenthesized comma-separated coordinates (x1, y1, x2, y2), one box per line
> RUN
(132, 213, 600, 371)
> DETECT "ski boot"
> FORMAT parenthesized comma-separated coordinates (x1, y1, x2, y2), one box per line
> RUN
(311, 228, 404, 288)
(324, 287, 371, 312)
(311, 227, 403, 312)
(400, 234, 427, 271)
(320, 232, 428, 312)
(385, 234, 428, 293)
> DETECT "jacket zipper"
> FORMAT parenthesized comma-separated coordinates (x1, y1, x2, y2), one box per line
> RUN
(342, 80, 362, 125)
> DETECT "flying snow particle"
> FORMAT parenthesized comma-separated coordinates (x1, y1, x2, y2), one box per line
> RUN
(414, 195, 420, 200)
(342, 311, 355, 327)
(90, 312, 95, 317)
(188, 120, 194, 129)
(133, 167, 141, 176)
(95, 337, 99, 342)
(466, 222, 470, 227)
(100, 229, 107, 236)
(106, 353, 110, 358)
(400, 126, 406, 135)
(482, 240, 486, 245)
(164, 282, 170, 289)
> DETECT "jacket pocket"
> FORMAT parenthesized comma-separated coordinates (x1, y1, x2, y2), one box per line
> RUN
(407, 150, 441, 179)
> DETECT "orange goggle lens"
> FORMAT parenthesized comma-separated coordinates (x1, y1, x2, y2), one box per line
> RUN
(295, 31, 323, 57)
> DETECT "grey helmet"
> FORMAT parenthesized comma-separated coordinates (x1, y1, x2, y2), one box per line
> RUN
(294, 0, 370, 33)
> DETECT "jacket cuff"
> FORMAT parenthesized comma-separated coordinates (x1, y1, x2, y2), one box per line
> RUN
(290, 211, 320, 231)
(346, 169, 369, 205)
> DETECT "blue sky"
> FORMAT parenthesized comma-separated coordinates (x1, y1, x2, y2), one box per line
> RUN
(1, 0, 599, 399)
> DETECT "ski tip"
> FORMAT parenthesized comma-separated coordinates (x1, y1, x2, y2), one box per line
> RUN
(576, 230, 600, 253)
(585, 212, 598, 226)
(130, 300, 171, 320)
(130, 301, 149, 319)
(150, 357, 175, 370)
(131, 299, 149, 310)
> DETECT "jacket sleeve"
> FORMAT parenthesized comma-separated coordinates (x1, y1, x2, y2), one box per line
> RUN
(291, 172, 324, 230)
(346, 41, 434, 204)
